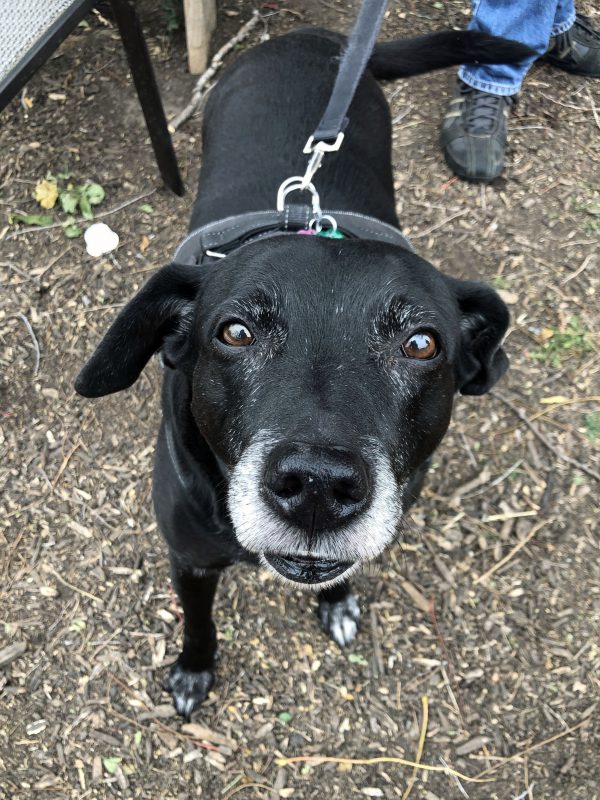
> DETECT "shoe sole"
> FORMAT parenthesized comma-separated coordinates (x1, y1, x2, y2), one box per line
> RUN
(442, 148, 503, 183)
(540, 58, 600, 78)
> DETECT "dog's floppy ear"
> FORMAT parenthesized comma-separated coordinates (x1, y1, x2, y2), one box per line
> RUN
(447, 277, 509, 396)
(75, 263, 202, 398)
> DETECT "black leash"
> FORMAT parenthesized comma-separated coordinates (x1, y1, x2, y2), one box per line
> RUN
(302, 0, 390, 186)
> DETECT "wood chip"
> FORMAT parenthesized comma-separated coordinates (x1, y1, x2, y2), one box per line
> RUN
(33, 774, 61, 790)
(92, 756, 102, 784)
(455, 735, 490, 755)
(181, 723, 237, 750)
(399, 579, 431, 613)
(0, 640, 26, 667)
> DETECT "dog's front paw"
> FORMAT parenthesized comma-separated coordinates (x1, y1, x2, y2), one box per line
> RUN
(165, 660, 214, 719)
(318, 593, 360, 647)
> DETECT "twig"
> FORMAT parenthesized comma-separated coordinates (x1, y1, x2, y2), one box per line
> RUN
(45, 566, 104, 605)
(52, 440, 81, 489)
(317, 0, 350, 15)
(392, 105, 413, 124)
(5, 190, 156, 239)
(586, 87, 600, 132)
(410, 209, 469, 240)
(473, 718, 590, 779)
(474, 517, 554, 584)
(483, 510, 537, 523)
(429, 597, 465, 728)
(538, 91, 591, 112)
(275, 755, 493, 784)
(370, 607, 384, 678)
(440, 756, 469, 798)
(16, 313, 40, 375)
(561, 253, 594, 285)
(223, 783, 274, 799)
(402, 695, 429, 800)
(169, 11, 262, 132)
(491, 391, 600, 483)
(106, 706, 217, 750)
(559, 238, 599, 249)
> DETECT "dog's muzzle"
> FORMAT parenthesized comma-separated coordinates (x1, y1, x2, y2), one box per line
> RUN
(227, 433, 402, 587)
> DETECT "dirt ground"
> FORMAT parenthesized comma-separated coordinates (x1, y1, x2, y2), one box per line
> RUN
(1, 1, 599, 798)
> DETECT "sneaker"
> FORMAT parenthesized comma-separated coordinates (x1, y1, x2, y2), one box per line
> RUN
(440, 80, 517, 182)
(541, 14, 600, 77)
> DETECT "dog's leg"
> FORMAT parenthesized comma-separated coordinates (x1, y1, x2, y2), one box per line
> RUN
(403, 457, 432, 509)
(317, 581, 361, 648)
(165, 567, 220, 719)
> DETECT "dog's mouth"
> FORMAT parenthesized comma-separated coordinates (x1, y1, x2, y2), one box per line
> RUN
(263, 552, 354, 584)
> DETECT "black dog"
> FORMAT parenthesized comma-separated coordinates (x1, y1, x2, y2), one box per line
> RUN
(76, 27, 530, 718)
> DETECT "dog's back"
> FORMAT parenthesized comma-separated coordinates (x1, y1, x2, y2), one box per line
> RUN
(190, 28, 532, 230)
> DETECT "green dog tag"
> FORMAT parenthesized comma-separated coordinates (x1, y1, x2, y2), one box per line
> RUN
(317, 228, 344, 239)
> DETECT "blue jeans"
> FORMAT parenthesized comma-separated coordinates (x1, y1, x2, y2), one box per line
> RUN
(459, 0, 576, 95)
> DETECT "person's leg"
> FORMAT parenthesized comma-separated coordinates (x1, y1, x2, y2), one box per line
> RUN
(459, 0, 562, 96)
(551, 0, 577, 36)
(441, 0, 562, 182)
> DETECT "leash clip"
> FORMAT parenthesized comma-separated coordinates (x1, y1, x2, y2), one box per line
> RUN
(300, 133, 345, 188)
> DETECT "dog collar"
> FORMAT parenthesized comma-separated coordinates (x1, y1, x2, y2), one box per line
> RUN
(173, 206, 414, 266)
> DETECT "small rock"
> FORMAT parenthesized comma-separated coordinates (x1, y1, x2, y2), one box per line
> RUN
(26, 719, 47, 736)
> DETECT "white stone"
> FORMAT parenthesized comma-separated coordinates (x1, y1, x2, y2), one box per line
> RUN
(84, 222, 119, 257)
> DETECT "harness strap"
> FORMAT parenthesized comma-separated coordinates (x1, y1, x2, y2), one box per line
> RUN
(173, 208, 413, 266)
(311, 0, 389, 145)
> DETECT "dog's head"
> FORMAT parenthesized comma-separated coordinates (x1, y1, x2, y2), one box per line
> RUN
(76, 237, 508, 587)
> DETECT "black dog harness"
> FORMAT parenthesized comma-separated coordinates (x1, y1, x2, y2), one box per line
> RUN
(173, 207, 413, 266)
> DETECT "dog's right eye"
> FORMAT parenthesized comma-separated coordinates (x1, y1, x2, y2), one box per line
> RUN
(219, 321, 255, 347)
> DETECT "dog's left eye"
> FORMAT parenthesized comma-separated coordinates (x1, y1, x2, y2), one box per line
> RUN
(219, 321, 255, 347)
(401, 331, 439, 360)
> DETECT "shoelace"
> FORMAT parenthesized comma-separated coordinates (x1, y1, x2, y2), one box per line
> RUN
(462, 87, 511, 134)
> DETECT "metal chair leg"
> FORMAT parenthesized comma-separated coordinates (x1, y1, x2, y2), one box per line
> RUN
(107, 0, 184, 196)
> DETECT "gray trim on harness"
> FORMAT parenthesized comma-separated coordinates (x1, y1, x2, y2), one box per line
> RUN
(173, 208, 414, 266)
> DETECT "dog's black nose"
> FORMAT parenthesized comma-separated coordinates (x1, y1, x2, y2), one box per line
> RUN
(262, 444, 370, 531)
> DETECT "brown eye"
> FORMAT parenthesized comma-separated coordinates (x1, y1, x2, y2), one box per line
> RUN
(401, 331, 438, 360)
(219, 322, 255, 347)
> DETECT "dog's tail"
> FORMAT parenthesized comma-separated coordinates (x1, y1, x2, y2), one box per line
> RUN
(368, 30, 534, 80)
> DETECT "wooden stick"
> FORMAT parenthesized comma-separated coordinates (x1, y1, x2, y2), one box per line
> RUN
(402, 695, 429, 800)
(473, 718, 590, 779)
(275, 755, 493, 784)
(491, 391, 600, 483)
(169, 11, 262, 132)
(16, 313, 40, 374)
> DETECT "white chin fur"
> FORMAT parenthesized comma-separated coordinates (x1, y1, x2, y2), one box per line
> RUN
(227, 432, 403, 589)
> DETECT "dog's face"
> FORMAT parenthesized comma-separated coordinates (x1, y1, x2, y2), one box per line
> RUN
(76, 236, 508, 587)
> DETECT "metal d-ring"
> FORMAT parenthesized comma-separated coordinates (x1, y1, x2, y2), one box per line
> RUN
(276, 176, 321, 216)
(309, 214, 338, 233)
